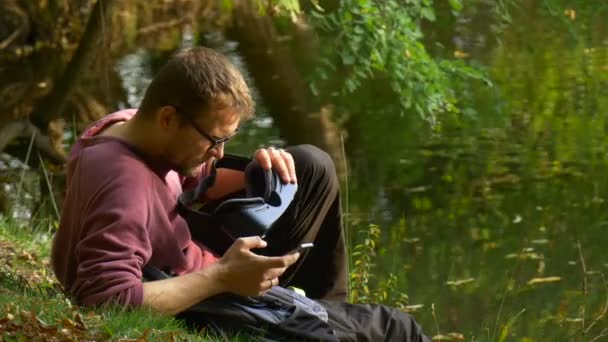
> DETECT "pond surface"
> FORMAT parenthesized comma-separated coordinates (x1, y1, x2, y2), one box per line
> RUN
(5, 2, 608, 340)
(341, 4, 608, 340)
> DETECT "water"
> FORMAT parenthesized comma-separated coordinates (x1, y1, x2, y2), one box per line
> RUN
(342, 4, 608, 339)
(3, 2, 608, 340)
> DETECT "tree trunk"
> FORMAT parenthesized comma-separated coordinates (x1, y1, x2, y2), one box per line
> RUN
(227, 1, 345, 177)
(29, 0, 116, 131)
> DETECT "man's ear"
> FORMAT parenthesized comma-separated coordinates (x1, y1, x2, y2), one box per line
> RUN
(157, 105, 181, 130)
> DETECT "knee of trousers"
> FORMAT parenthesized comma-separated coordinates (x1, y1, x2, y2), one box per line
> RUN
(391, 310, 430, 341)
(286, 144, 339, 191)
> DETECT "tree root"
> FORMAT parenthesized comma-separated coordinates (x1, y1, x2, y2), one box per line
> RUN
(0, 119, 67, 164)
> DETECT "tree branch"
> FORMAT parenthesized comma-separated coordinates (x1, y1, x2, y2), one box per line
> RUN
(138, 17, 190, 35)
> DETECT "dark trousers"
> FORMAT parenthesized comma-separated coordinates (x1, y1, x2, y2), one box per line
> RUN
(320, 300, 430, 342)
(261, 144, 348, 301)
(261, 145, 430, 341)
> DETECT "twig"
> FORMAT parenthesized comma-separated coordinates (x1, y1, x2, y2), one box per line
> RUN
(492, 249, 525, 342)
(577, 241, 588, 330)
(37, 151, 60, 221)
(431, 303, 440, 337)
(590, 328, 608, 342)
(502, 308, 526, 341)
(16, 129, 36, 202)
(340, 133, 351, 295)
(585, 273, 608, 335)
(137, 18, 190, 35)
(492, 279, 509, 341)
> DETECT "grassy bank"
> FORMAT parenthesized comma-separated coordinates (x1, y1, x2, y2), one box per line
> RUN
(0, 217, 419, 341)
(0, 219, 247, 341)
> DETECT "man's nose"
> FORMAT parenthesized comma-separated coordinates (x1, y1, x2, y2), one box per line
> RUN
(209, 144, 225, 160)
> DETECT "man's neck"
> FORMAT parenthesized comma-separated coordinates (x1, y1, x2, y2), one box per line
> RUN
(104, 115, 165, 160)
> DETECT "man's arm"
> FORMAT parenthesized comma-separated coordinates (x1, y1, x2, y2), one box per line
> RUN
(143, 236, 299, 315)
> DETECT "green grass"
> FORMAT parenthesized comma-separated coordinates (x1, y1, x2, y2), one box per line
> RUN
(0, 217, 252, 341)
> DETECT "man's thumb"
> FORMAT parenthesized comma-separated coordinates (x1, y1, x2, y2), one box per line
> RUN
(236, 236, 267, 250)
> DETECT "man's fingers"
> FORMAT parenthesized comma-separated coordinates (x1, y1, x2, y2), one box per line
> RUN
(278, 149, 297, 184)
(267, 147, 290, 183)
(266, 277, 279, 289)
(234, 236, 267, 251)
(254, 148, 272, 169)
(253, 147, 296, 184)
(260, 252, 300, 269)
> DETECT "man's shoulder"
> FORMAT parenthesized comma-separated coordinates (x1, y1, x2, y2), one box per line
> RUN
(71, 140, 155, 189)
(80, 109, 137, 139)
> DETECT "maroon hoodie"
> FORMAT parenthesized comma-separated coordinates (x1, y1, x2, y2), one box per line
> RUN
(51, 109, 218, 307)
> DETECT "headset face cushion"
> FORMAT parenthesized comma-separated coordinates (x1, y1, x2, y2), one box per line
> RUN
(220, 161, 297, 239)
(244, 161, 269, 199)
(178, 156, 297, 255)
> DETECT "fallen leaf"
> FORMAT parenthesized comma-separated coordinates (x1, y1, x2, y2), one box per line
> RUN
(446, 278, 476, 287)
(454, 50, 470, 59)
(61, 317, 77, 330)
(433, 333, 465, 341)
(404, 304, 424, 312)
(527, 276, 561, 285)
(564, 9, 576, 20)
(74, 313, 87, 330)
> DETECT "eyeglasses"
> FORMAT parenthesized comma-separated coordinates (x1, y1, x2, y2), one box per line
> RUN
(170, 105, 239, 152)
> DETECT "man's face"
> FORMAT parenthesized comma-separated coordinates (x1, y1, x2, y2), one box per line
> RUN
(164, 106, 240, 177)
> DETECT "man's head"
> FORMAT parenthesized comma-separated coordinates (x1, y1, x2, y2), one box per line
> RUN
(135, 47, 254, 176)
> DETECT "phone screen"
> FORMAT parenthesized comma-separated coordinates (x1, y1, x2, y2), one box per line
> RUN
(291, 242, 314, 254)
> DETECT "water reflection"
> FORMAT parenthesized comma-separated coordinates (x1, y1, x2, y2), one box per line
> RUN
(116, 49, 153, 109)
(343, 4, 608, 338)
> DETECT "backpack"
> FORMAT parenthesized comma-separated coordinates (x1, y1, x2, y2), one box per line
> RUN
(143, 265, 338, 341)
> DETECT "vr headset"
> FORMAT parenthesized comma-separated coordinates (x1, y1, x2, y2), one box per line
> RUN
(178, 155, 298, 256)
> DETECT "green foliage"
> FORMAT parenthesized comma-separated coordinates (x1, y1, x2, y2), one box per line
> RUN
(310, 0, 489, 122)
(349, 224, 380, 303)
(349, 224, 409, 307)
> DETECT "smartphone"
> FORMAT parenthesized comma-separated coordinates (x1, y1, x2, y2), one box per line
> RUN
(290, 242, 314, 254)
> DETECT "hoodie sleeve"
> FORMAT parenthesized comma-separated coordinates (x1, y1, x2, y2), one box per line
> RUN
(70, 154, 153, 307)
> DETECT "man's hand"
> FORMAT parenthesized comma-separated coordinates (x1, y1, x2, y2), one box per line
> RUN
(253, 147, 297, 184)
(216, 236, 300, 296)
(142, 236, 299, 315)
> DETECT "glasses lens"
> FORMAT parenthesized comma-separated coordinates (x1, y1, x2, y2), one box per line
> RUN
(208, 137, 229, 152)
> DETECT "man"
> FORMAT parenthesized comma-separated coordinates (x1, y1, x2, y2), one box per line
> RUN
(51, 47, 429, 341)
